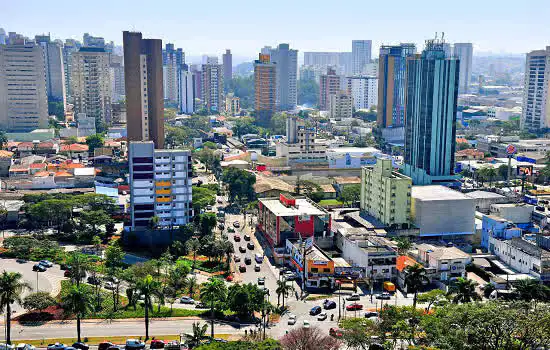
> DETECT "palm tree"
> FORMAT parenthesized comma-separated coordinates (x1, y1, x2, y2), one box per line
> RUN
(221, 239, 234, 270)
(404, 264, 429, 310)
(189, 322, 208, 347)
(396, 238, 412, 255)
(0, 271, 31, 344)
(275, 279, 294, 309)
(200, 278, 228, 338)
(66, 252, 90, 286)
(135, 274, 161, 340)
(448, 277, 481, 303)
(187, 276, 198, 298)
(478, 166, 497, 188)
(514, 278, 550, 302)
(186, 238, 200, 270)
(62, 284, 93, 342)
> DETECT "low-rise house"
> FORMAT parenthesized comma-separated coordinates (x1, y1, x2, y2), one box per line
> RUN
(465, 190, 508, 213)
(60, 143, 89, 160)
(29, 163, 47, 175)
(9, 164, 30, 177)
(0, 150, 14, 177)
(490, 203, 534, 229)
(414, 243, 471, 283)
(35, 141, 59, 156)
(481, 214, 522, 249)
(286, 239, 335, 290)
(455, 149, 484, 161)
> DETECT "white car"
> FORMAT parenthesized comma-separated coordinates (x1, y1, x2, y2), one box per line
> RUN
(16, 344, 35, 350)
(0, 345, 15, 350)
(180, 296, 195, 304)
(39, 260, 53, 268)
(302, 320, 310, 328)
(288, 314, 297, 325)
(104, 281, 116, 290)
(125, 339, 145, 349)
(317, 312, 328, 321)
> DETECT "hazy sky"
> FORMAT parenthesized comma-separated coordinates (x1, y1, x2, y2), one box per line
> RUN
(3, 0, 549, 63)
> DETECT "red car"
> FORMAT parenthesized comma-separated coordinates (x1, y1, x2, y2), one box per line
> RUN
(329, 328, 343, 338)
(234, 235, 241, 242)
(346, 303, 363, 311)
(150, 340, 165, 349)
(226, 275, 234, 282)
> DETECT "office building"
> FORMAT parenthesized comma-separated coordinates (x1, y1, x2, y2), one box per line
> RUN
(35, 35, 66, 106)
(201, 63, 223, 112)
(223, 49, 232, 83)
(178, 67, 195, 114)
(347, 76, 378, 110)
(110, 54, 125, 102)
(378, 44, 416, 131)
(254, 53, 277, 126)
(70, 47, 112, 129)
(352, 40, 372, 75)
(128, 141, 193, 236)
(0, 43, 49, 131)
(83, 33, 105, 49)
(521, 46, 550, 131)
(329, 91, 353, 120)
(303, 51, 353, 76)
(277, 115, 328, 163)
(453, 43, 473, 94)
(62, 39, 80, 99)
(319, 67, 340, 111)
(403, 39, 460, 185)
(265, 44, 298, 111)
(123, 31, 164, 148)
(0, 28, 6, 45)
(360, 158, 412, 228)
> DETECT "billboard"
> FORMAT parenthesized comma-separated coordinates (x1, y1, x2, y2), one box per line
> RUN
(517, 165, 533, 176)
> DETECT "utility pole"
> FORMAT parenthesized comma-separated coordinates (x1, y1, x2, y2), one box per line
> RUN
(337, 280, 341, 320)
(301, 241, 307, 298)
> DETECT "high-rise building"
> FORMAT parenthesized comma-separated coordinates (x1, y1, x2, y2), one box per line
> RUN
(201, 63, 223, 113)
(35, 35, 66, 107)
(110, 54, 125, 102)
(62, 39, 81, 100)
(83, 33, 105, 48)
(0, 28, 6, 45)
(352, 40, 372, 75)
(0, 42, 49, 131)
(190, 65, 203, 102)
(378, 44, 416, 132)
(522, 46, 550, 131)
(128, 141, 193, 235)
(123, 31, 164, 148)
(360, 158, 412, 228)
(223, 49, 232, 83)
(329, 91, 353, 120)
(70, 47, 112, 130)
(225, 94, 240, 115)
(347, 76, 378, 110)
(319, 67, 341, 111)
(254, 53, 277, 126)
(453, 43, 473, 94)
(162, 44, 184, 105)
(178, 66, 195, 115)
(265, 44, 298, 111)
(403, 39, 460, 186)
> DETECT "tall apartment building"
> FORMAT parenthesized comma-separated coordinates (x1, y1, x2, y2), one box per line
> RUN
(110, 54, 125, 102)
(265, 44, 298, 111)
(83, 33, 105, 48)
(128, 141, 193, 235)
(352, 40, 372, 75)
(319, 67, 341, 111)
(62, 39, 80, 100)
(453, 43, 473, 94)
(347, 76, 378, 110)
(223, 49, 232, 83)
(403, 39, 460, 186)
(225, 94, 240, 115)
(254, 53, 277, 126)
(123, 31, 164, 148)
(201, 63, 223, 113)
(378, 44, 416, 139)
(178, 67, 195, 114)
(521, 46, 550, 132)
(35, 35, 66, 106)
(329, 91, 353, 120)
(0, 28, 6, 45)
(162, 44, 184, 105)
(70, 47, 112, 129)
(0, 43, 49, 131)
(360, 158, 412, 228)
(303, 52, 352, 76)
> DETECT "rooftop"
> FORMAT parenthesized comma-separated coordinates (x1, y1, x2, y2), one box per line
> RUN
(465, 190, 506, 200)
(332, 176, 361, 185)
(412, 185, 470, 201)
(259, 196, 327, 217)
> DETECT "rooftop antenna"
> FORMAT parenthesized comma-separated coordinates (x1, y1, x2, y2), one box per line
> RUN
(442, 32, 445, 42)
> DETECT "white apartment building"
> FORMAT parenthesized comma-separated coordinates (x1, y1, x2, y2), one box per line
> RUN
(201, 63, 223, 112)
(522, 46, 550, 131)
(347, 76, 378, 110)
(163, 55, 178, 104)
(178, 70, 195, 114)
(266, 44, 298, 111)
(277, 116, 327, 163)
(329, 91, 353, 120)
(129, 141, 193, 231)
(453, 43, 473, 94)
(0, 43, 49, 131)
(110, 54, 125, 102)
(70, 48, 112, 128)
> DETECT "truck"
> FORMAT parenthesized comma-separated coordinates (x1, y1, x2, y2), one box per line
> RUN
(383, 281, 396, 293)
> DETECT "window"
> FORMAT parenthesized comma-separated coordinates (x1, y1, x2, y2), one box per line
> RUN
(311, 268, 318, 273)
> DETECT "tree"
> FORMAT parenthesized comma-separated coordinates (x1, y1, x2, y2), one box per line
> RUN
(186, 237, 201, 270)
(448, 277, 481, 303)
(222, 168, 256, 203)
(295, 180, 321, 197)
(79, 210, 113, 237)
(105, 241, 125, 273)
(85, 134, 104, 154)
(403, 264, 429, 310)
(0, 131, 8, 149)
(417, 289, 449, 311)
(226, 283, 265, 317)
(23, 291, 56, 314)
(396, 237, 412, 255)
(498, 164, 509, 181)
(339, 184, 361, 207)
(135, 274, 161, 340)
(280, 326, 341, 350)
(48, 101, 65, 119)
(477, 166, 497, 188)
(233, 117, 259, 138)
(221, 239, 234, 270)
(193, 186, 217, 213)
(200, 278, 228, 338)
(297, 79, 320, 107)
(513, 278, 550, 302)
(275, 279, 294, 309)
(187, 276, 198, 298)
(66, 252, 90, 286)
(189, 322, 208, 347)
(92, 235, 102, 254)
(339, 318, 378, 350)
(62, 284, 93, 342)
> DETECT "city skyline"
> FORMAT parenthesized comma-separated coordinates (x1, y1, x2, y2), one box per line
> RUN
(3, 0, 549, 64)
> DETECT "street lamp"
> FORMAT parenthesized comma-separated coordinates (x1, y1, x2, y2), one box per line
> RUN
(336, 280, 341, 320)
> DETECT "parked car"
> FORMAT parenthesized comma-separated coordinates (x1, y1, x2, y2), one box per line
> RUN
(71, 343, 89, 350)
(228, 227, 235, 233)
(323, 300, 336, 309)
(87, 276, 101, 285)
(376, 292, 391, 300)
(284, 271, 297, 280)
(64, 270, 72, 277)
(180, 296, 195, 304)
(195, 302, 208, 309)
(39, 260, 53, 268)
(239, 265, 246, 272)
(33, 264, 46, 272)
(150, 340, 165, 349)
(104, 281, 116, 290)
(225, 275, 234, 282)
(0, 344, 15, 350)
(364, 311, 379, 318)
(303, 320, 310, 328)
(329, 328, 343, 338)
(309, 306, 322, 316)
(217, 199, 223, 204)
(254, 264, 261, 272)
(255, 253, 263, 263)
(106, 346, 122, 350)
(234, 256, 241, 263)
(244, 257, 252, 265)
(60, 264, 70, 270)
(288, 314, 297, 325)
(16, 344, 35, 350)
(257, 277, 265, 285)
(346, 293, 360, 301)
(247, 242, 254, 250)
(218, 224, 225, 230)
(318, 312, 328, 321)
(97, 342, 113, 350)
(125, 339, 145, 350)
(206, 205, 212, 211)
(244, 234, 251, 241)
(16, 258, 27, 264)
(239, 246, 246, 253)
(233, 221, 240, 228)
(234, 235, 241, 242)
(47, 343, 66, 350)
(346, 303, 363, 311)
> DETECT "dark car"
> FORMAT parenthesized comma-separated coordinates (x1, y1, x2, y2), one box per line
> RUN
(16, 258, 27, 264)
(64, 270, 71, 277)
(244, 234, 251, 241)
(364, 311, 379, 318)
(60, 264, 71, 271)
(98, 342, 113, 350)
(87, 276, 101, 285)
(150, 340, 165, 349)
(239, 265, 246, 272)
(106, 347, 122, 350)
(244, 257, 252, 265)
(376, 293, 391, 300)
(323, 300, 336, 310)
(239, 246, 246, 253)
(234, 256, 241, 263)
(257, 277, 265, 285)
(247, 242, 254, 250)
(195, 302, 208, 309)
(33, 264, 46, 272)
(234, 235, 241, 242)
(309, 306, 322, 316)
(218, 224, 225, 230)
(71, 343, 89, 350)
